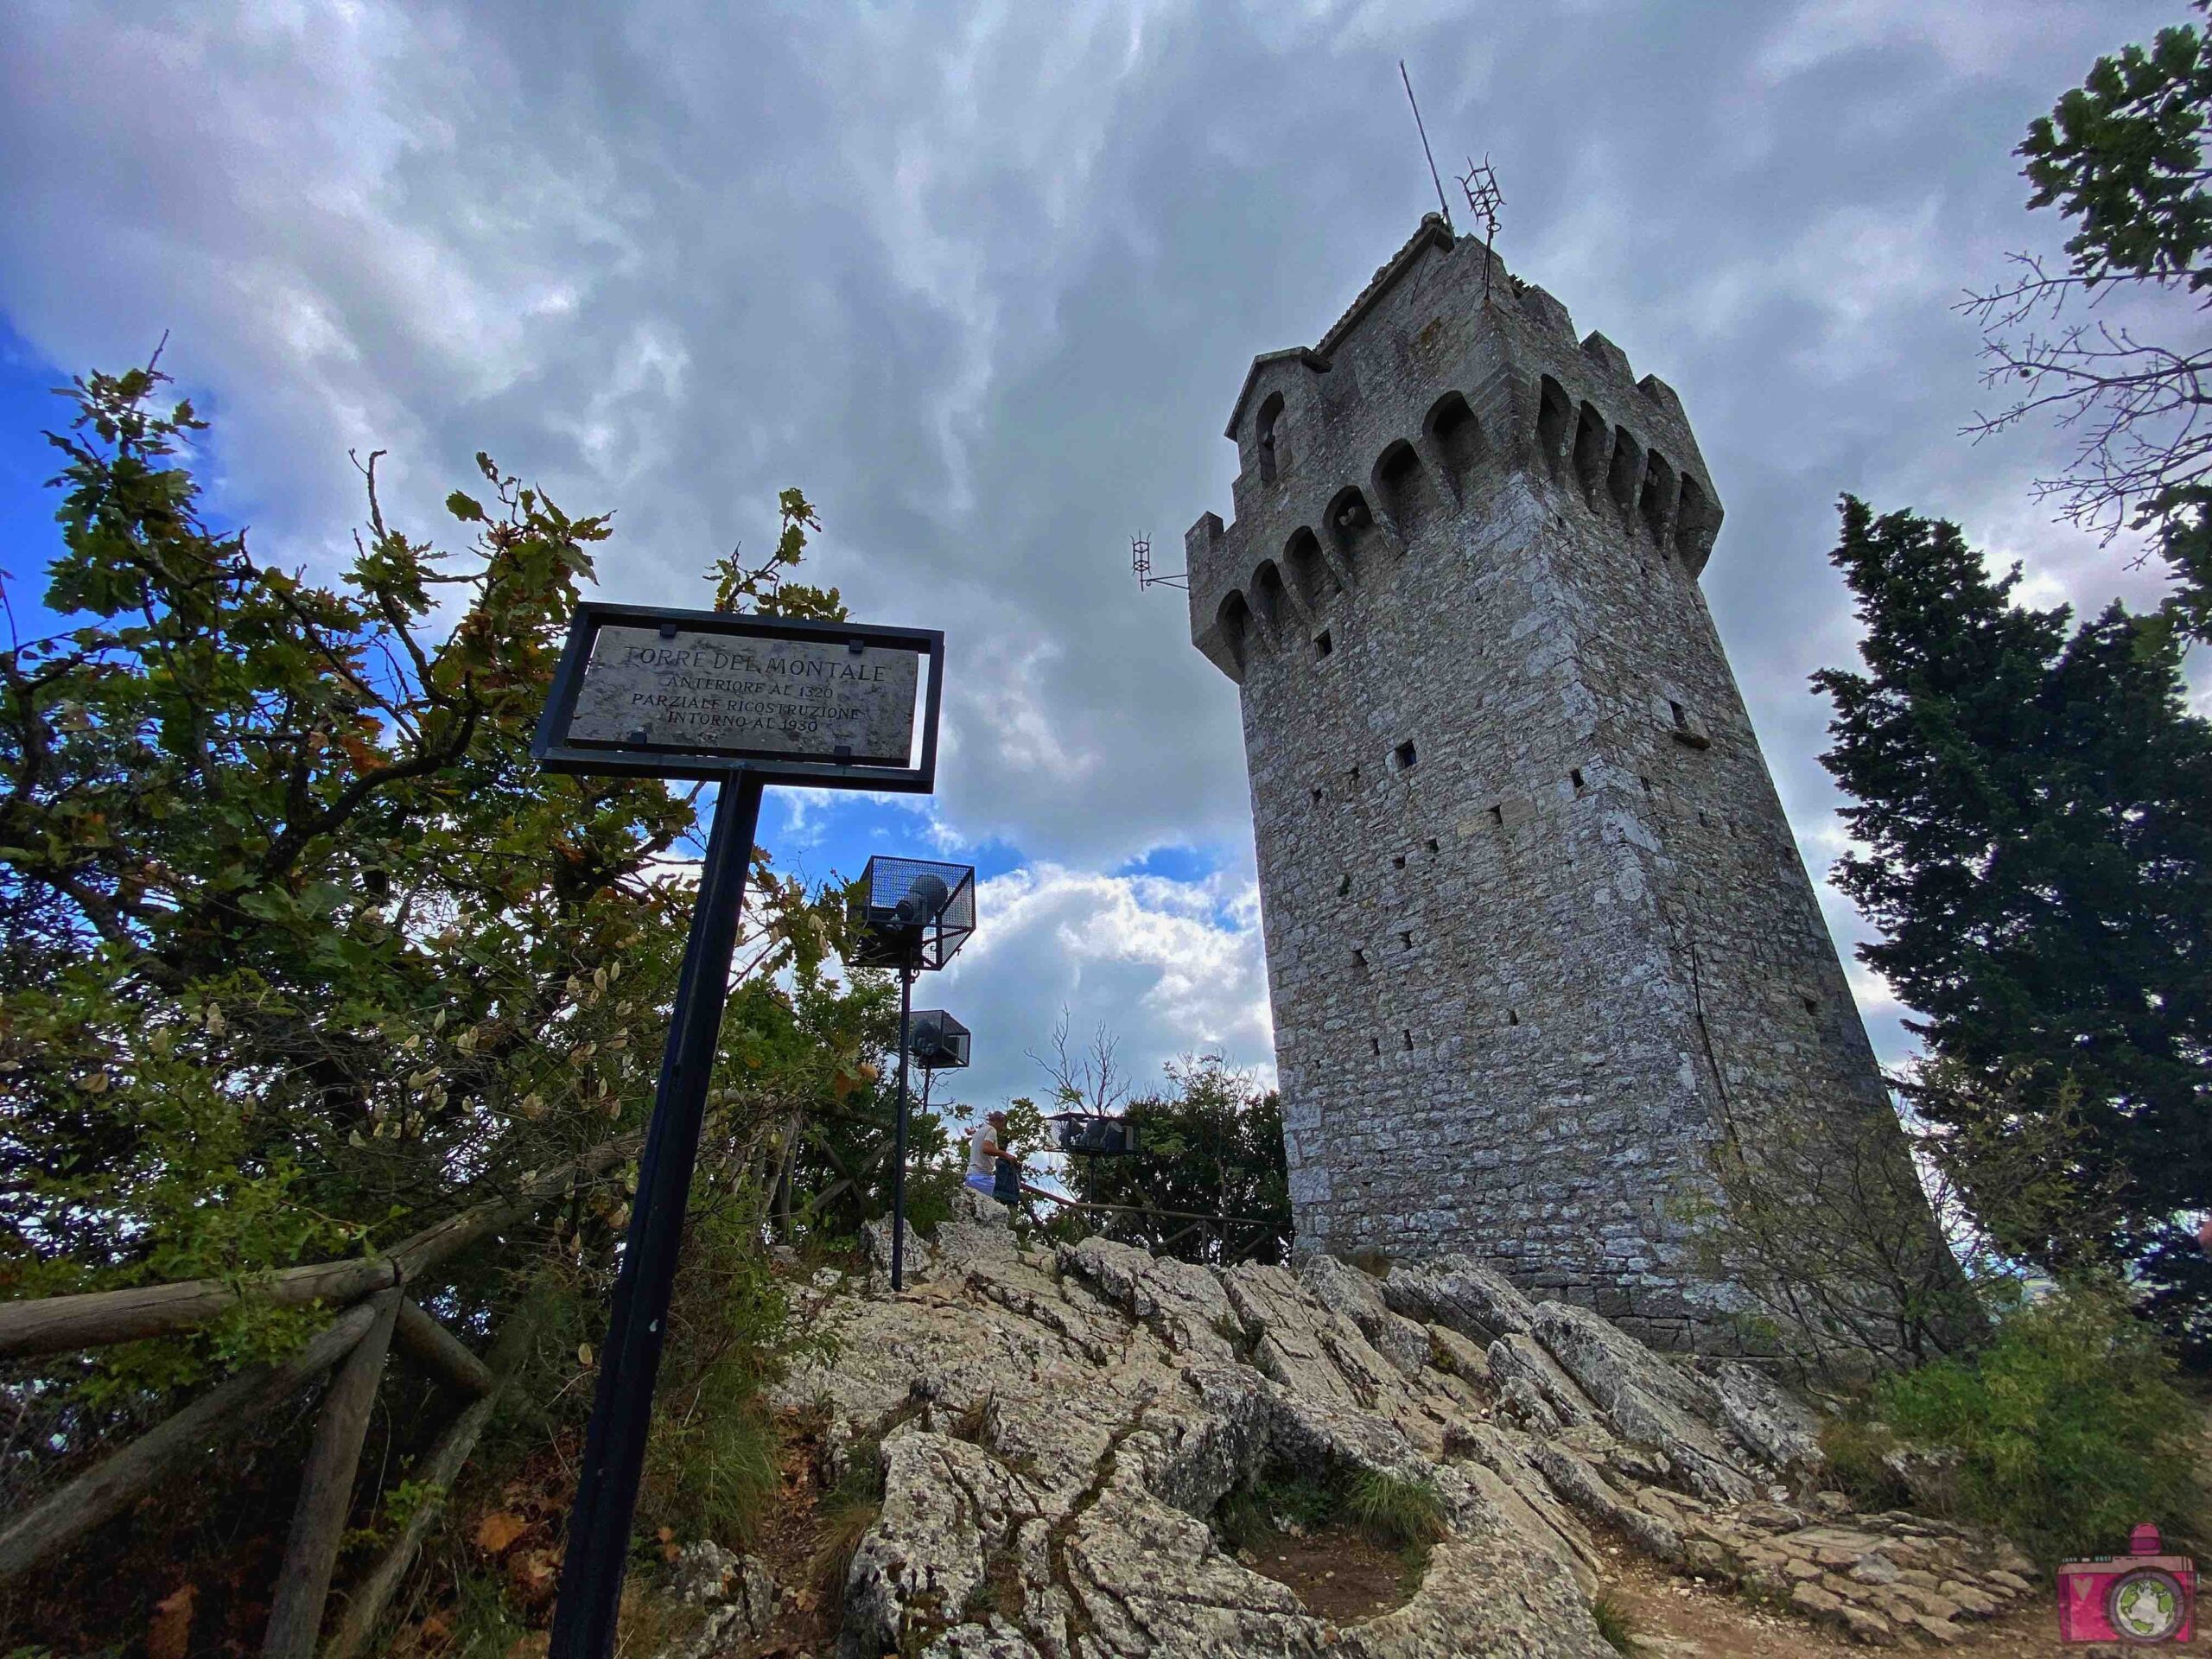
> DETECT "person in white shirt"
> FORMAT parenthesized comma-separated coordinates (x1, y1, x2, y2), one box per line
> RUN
(964, 1109, 1020, 1200)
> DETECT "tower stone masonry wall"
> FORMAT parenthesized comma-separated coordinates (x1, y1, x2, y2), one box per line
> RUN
(1186, 217, 1917, 1351)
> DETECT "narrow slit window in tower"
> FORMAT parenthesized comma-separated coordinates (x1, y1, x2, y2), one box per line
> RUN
(1392, 853, 1406, 870)
(1395, 741, 1417, 771)
(1314, 630, 1333, 660)
(1489, 804, 1504, 826)
(1338, 874, 1351, 896)
(1370, 1035, 1382, 1057)
(1402, 1029, 1414, 1051)
(1506, 1009, 1520, 1026)
(1399, 930, 1413, 950)
(1351, 947, 1368, 974)
(1426, 838, 1440, 854)
(1570, 767, 1586, 792)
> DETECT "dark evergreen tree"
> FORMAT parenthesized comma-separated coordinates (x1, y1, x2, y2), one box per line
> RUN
(1813, 496, 2212, 1331)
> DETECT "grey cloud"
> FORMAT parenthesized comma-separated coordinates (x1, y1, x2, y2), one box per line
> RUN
(0, 0, 2190, 1077)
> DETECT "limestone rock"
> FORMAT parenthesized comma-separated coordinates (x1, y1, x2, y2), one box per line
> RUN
(1420, 1323, 1490, 1389)
(1059, 1235, 1240, 1362)
(752, 1216, 2027, 1659)
(1300, 1254, 1434, 1379)
(864, 1212, 933, 1284)
(664, 1541, 779, 1656)
(1526, 1302, 1757, 1503)
(1487, 1332, 1603, 1433)
(1219, 1262, 1418, 1426)
(1693, 1356, 1824, 1474)
(1382, 1254, 1538, 1343)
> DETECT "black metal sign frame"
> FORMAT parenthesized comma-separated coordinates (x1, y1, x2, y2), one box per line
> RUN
(532, 600, 944, 789)
(538, 600, 944, 1659)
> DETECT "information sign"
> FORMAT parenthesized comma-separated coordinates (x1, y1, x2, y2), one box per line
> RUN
(534, 602, 942, 788)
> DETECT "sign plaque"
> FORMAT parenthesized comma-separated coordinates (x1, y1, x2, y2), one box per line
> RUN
(534, 601, 942, 789)
(569, 626, 918, 763)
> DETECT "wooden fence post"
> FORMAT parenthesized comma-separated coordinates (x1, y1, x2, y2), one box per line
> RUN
(321, 1301, 543, 1659)
(263, 1290, 401, 1659)
(393, 1300, 493, 1398)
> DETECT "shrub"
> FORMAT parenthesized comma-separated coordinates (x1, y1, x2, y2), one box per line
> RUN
(812, 1440, 887, 1607)
(1217, 1471, 1340, 1554)
(637, 1197, 805, 1546)
(1589, 1591, 1641, 1655)
(1345, 1470, 1446, 1550)
(1217, 1463, 1446, 1574)
(1871, 1281, 2205, 1566)
(1814, 1414, 1916, 1514)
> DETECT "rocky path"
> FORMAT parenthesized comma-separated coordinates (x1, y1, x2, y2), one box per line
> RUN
(688, 1193, 2040, 1657)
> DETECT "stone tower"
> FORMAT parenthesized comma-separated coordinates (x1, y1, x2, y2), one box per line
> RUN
(1185, 217, 1919, 1351)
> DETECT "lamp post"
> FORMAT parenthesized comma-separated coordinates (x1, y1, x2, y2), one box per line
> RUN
(848, 857, 976, 1289)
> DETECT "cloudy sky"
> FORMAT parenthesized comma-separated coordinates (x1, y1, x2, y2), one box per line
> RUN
(0, 0, 2192, 1117)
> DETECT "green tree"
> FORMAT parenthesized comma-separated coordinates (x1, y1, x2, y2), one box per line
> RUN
(1811, 496, 2212, 1332)
(1058, 1056, 1293, 1266)
(1965, 3, 2212, 637)
(0, 360, 894, 1644)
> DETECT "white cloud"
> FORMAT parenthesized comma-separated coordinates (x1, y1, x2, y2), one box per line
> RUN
(928, 862, 1272, 1109)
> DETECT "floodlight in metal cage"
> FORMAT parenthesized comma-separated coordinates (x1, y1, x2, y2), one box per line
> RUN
(848, 856, 976, 970)
(1048, 1111, 1143, 1158)
(906, 1010, 971, 1071)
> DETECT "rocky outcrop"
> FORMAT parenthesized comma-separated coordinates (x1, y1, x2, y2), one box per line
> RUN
(752, 1200, 2031, 1656)
(664, 1541, 782, 1656)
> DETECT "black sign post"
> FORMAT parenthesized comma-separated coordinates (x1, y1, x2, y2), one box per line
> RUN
(533, 603, 942, 1659)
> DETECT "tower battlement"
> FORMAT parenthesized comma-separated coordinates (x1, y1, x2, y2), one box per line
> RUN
(1186, 217, 1934, 1351)
(1189, 218, 1726, 685)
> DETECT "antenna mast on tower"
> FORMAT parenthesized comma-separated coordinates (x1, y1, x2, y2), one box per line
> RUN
(1458, 155, 1505, 304)
(1131, 533, 1186, 592)
(1399, 61, 1452, 231)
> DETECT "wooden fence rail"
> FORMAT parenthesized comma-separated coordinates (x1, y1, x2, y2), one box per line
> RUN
(0, 1143, 633, 1363)
(0, 1135, 638, 1659)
